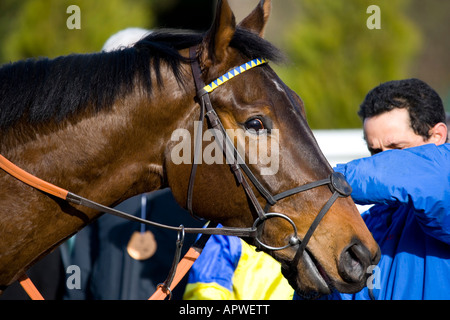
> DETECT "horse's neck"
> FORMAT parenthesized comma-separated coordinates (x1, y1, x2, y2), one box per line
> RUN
(2, 92, 185, 207)
(0, 71, 196, 287)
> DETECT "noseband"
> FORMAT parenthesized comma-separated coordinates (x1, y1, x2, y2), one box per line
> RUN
(187, 46, 352, 260)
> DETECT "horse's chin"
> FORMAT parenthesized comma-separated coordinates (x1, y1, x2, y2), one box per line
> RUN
(280, 248, 369, 299)
(280, 249, 333, 299)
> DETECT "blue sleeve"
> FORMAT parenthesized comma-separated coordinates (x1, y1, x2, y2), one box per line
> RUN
(187, 234, 242, 291)
(335, 143, 450, 243)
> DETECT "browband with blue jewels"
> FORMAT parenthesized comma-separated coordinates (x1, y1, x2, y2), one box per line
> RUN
(203, 58, 268, 93)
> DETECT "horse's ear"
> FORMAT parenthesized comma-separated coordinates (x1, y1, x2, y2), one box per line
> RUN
(238, 0, 271, 37)
(202, 0, 236, 65)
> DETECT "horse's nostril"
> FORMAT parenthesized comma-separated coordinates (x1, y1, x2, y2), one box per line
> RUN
(339, 242, 371, 283)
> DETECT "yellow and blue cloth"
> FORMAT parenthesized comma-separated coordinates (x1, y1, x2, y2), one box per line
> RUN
(183, 227, 294, 300)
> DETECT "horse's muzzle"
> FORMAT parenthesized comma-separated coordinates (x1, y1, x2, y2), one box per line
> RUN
(338, 240, 381, 285)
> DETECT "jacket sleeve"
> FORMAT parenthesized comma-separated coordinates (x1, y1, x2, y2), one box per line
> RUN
(183, 234, 242, 300)
(334, 143, 450, 244)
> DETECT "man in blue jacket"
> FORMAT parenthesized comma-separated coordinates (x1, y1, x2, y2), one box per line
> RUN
(311, 78, 450, 300)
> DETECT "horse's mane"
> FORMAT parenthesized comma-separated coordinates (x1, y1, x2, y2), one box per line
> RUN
(0, 28, 283, 130)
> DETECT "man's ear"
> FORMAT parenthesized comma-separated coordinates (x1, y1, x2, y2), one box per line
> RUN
(428, 122, 448, 145)
(238, 0, 271, 37)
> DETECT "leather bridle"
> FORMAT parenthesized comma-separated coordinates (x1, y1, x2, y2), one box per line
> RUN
(187, 46, 352, 256)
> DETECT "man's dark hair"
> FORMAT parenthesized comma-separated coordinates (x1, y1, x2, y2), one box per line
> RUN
(358, 78, 446, 140)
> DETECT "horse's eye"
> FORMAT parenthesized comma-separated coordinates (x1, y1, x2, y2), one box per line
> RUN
(245, 118, 265, 133)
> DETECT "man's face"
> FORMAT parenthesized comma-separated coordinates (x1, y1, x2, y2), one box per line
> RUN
(363, 108, 427, 155)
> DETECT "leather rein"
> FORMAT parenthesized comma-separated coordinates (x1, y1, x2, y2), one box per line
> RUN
(0, 46, 352, 299)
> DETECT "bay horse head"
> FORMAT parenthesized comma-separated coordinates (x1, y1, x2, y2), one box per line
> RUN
(166, 0, 380, 297)
(0, 0, 379, 297)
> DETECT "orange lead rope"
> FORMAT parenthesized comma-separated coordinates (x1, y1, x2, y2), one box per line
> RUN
(18, 274, 45, 300)
(149, 225, 215, 300)
(149, 247, 200, 300)
(0, 154, 69, 200)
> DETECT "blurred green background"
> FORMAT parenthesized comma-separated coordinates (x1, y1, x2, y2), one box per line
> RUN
(0, 0, 448, 129)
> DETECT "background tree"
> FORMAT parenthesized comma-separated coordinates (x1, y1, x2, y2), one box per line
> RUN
(0, 0, 152, 60)
(271, 0, 421, 128)
(0, 0, 215, 63)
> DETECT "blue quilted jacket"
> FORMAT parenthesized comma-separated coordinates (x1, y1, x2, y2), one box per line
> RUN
(306, 143, 450, 300)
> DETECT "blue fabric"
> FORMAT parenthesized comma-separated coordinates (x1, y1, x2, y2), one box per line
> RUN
(296, 143, 450, 300)
(185, 227, 295, 300)
(186, 231, 242, 291)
